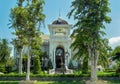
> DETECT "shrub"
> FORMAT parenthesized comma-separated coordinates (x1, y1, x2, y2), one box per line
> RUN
(116, 67, 120, 73)
(0, 64, 6, 73)
(81, 60, 89, 74)
(105, 69, 116, 72)
(97, 71, 117, 77)
(33, 56, 41, 74)
(68, 60, 74, 69)
(47, 59, 53, 70)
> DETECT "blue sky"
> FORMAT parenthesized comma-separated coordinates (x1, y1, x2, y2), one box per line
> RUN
(0, 0, 120, 49)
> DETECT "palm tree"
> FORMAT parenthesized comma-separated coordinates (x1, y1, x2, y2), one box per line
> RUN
(112, 46, 120, 67)
(112, 53, 120, 61)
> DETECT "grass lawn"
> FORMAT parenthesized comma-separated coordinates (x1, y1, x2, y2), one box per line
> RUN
(36, 81, 84, 84)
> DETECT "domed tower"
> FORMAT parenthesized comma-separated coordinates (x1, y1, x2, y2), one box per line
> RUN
(48, 17, 72, 69)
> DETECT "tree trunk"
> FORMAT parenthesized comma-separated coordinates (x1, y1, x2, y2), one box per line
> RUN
(19, 48, 23, 74)
(90, 49, 99, 84)
(26, 46, 31, 80)
(88, 44, 99, 84)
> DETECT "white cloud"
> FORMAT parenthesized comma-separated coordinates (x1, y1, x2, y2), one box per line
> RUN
(109, 37, 120, 45)
(109, 36, 120, 48)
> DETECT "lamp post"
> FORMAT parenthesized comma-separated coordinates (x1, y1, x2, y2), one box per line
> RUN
(41, 57, 43, 70)
(65, 51, 69, 67)
(41, 57, 45, 70)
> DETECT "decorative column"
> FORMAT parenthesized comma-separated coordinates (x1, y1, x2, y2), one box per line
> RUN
(68, 48, 71, 66)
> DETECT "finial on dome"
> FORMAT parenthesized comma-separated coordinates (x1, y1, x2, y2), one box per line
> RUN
(59, 8, 61, 18)
(52, 10, 68, 24)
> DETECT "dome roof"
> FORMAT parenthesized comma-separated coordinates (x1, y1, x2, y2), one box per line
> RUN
(52, 17, 68, 25)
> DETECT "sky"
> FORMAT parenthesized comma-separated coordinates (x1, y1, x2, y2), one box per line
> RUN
(0, 0, 120, 49)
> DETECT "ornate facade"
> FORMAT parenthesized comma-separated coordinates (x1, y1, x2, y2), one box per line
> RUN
(41, 17, 78, 71)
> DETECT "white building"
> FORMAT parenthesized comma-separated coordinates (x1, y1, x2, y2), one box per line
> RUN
(41, 17, 78, 70)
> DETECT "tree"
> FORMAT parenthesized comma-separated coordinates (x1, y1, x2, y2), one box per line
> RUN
(10, 0, 45, 80)
(33, 56, 41, 74)
(31, 29, 42, 58)
(25, 0, 45, 80)
(10, 0, 27, 74)
(0, 39, 11, 72)
(112, 46, 120, 67)
(70, 38, 89, 73)
(5, 57, 15, 73)
(112, 46, 120, 55)
(31, 29, 42, 74)
(98, 39, 111, 68)
(11, 38, 24, 74)
(68, 0, 111, 83)
(0, 39, 11, 64)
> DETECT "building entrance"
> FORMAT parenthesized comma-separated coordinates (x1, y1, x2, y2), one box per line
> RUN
(55, 47, 64, 68)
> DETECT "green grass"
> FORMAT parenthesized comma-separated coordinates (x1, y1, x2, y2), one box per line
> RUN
(36, 81, 84, 84)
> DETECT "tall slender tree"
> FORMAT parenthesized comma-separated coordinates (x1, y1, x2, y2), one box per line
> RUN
(10, 0, 27, 74)
(68, 0, 111, 83)
(25, 0, 45, 80)
(11, 38, 25, 74)
(10, 0, 45, 80)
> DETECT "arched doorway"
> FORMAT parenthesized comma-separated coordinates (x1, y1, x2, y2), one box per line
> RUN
(55, 47, 65, 68)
